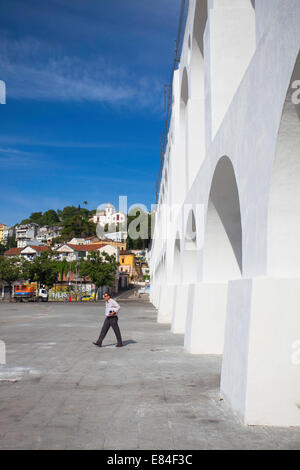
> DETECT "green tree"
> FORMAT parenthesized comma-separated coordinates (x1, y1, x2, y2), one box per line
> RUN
(24, 212, 43, 225)
(51, 235, 64, 246)
(20, 209, 60, 226)
(22, 252, 59, 289)
(19, 205, 97, 242)
(60, 205, 89, 222)
(0, 232, 17, 256)
(126, 208, 152, 250)
(56, 259, 70, 283)
(5, 233, 17, 250)
(79, 251, 118, 301)
(68, 260, 81, 301)
(20, 218, 32, 224)
(0, 256, 22, 301)
(61, 214, 95, 240)
(42, 210, 60, 226)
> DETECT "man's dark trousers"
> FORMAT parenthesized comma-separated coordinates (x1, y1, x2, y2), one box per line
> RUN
(97, 315, 122, 344)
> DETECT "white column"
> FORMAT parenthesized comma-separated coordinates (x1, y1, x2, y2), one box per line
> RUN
(171, 285, 189, 334)
(157, 284, 175, 324)
(207, 0, 256, 138)
(184, 282, 228, 354)
(221, 278, 300, 426)
(152, 283, 161, 309)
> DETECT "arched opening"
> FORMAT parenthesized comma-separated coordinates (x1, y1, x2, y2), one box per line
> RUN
(183, 210, 198, 283)
(185, 156, 242, 354)
(190, 0, 207, 99)
(177, 68, 189, 203)
(267, 51, 300, 277)
(185, 157, 242, 354)
(203, 156, 243, 281)
(161, 255, 166, 285)
(172, 235, 181, 284)
(181, 68, 189, 105)
(171, 232, 189, 334)
(186, 0, 207, 189)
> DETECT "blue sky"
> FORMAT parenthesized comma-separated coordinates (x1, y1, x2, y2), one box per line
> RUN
(0, 0, 181, 226)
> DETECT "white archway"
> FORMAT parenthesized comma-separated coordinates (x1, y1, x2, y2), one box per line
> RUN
(171, 232, 189, 334)
(186, 156, 243, 354)
(182, 209, 198, 283)
(221, 51, 300, 426)
(172, 234, 181, 284)
(203, 156, 243, 281)
(267, 50, 300, 277)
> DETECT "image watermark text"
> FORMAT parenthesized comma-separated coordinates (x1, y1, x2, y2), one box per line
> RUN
(0, 80, 6, 104)
(0, 340, 6, 365)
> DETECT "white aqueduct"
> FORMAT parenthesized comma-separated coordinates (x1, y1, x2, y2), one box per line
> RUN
(150, 0, 300, 427)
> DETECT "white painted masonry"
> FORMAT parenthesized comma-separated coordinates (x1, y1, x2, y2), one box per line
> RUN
(150, 0, 300, 426)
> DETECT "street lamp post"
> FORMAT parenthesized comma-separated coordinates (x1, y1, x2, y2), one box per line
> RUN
(75, 262, 79, 302)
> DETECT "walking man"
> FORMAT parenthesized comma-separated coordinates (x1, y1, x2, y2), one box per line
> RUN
(93, 292, 123, 348)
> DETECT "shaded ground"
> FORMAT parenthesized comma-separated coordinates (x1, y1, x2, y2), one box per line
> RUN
(0, 299, 299, 450)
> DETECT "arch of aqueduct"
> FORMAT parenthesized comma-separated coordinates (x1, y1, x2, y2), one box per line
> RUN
(150, 0, 300, 426)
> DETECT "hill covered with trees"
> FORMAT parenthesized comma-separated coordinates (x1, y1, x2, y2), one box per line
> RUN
(2, 204, 153, 251)
(19, 205, 97, 243)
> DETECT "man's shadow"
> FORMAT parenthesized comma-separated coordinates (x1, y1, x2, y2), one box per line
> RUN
(100, 340, 137, 348)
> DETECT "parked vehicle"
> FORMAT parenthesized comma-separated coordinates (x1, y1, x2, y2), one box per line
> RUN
(13, 284, 49, 302)
(38, 288, 49, 302)
(80, 293, 95, 302)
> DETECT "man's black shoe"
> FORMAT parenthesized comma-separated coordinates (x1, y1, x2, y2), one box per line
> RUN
(93, 342, 102, 347)
(115, 343, 123, 347)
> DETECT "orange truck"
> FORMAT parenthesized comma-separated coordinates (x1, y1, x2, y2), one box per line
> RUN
(13, 284, 48, 302)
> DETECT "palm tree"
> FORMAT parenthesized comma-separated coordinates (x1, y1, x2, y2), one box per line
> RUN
(57, 259, 69, 284)
(69, 261, 80, 301)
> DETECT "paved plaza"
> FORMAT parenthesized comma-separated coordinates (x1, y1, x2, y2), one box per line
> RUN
(0, 297, 299, 450)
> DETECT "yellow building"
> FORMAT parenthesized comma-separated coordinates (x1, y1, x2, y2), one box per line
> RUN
(0, 223, 9, 243)
(119, 251, 136, 278)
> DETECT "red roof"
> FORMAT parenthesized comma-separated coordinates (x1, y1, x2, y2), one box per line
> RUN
(4, 246, 49, 256)
(67, 243, 106, 252)
(4, 247, 23, 256)
(28, 246, 50, 252)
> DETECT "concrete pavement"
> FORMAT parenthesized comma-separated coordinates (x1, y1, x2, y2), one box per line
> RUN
(0, 299, 299, 449)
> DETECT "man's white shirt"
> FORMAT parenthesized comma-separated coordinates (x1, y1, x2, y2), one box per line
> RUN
(105, 298, 120, 317)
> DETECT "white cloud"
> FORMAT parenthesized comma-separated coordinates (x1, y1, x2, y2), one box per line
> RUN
(0, 135, 156, 151)
(0, 36, 162, 109)
(0, 147, 42, 166)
